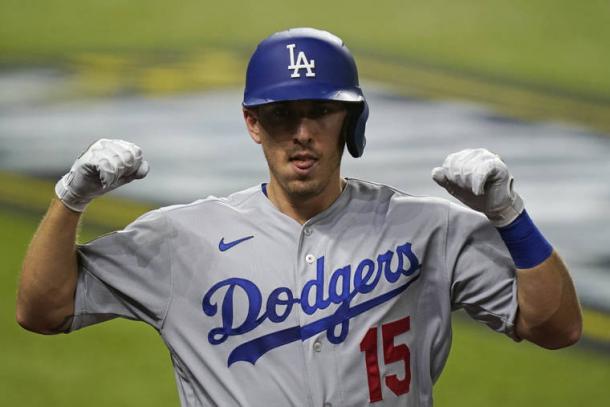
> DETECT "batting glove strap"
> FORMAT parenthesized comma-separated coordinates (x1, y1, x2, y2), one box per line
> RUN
(486, 192, 525, 228)
(55, 172, 91, 213)
(497, 209, 553, 269)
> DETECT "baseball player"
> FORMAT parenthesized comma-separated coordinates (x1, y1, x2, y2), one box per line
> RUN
(17, 28, 581, 406)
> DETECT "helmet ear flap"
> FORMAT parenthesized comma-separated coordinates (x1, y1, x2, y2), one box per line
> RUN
(344, 101, 369, 158)
(339, 105, 354, 152)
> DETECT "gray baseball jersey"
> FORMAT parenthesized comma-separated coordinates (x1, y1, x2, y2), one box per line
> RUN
(70, 178, 518, 407)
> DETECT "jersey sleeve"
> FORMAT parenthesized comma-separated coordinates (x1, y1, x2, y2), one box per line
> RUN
(446, 202, 519, 340)
(69, 209, 173, 332)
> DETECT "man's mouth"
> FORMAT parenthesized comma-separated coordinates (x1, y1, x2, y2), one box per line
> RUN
(290, 152, 318, 174)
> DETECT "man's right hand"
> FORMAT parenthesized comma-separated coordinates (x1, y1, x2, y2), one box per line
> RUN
(55, 139, 149, 212)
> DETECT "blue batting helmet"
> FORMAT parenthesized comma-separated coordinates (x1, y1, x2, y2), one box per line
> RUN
(243, 27, 369, 158)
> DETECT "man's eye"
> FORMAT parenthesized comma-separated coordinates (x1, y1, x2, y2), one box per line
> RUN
(272, 107, 289, 118)
(309, 106, 331, 118)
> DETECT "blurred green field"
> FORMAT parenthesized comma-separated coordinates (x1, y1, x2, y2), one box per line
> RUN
(1, 0, 609, 99)
(2, 1, 610, 131)
(1, 174, 610, 406)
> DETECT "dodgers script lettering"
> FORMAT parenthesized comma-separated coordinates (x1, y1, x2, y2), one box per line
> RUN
(202, 242, 421, 366)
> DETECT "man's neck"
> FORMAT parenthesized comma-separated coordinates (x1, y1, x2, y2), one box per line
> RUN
(266, 178, 346, 225)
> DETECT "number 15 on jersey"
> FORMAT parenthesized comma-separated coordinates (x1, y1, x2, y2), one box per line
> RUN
(360, 316, 412, 402)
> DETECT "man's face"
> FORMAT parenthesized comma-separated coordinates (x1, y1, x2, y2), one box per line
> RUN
(244, 100, 348, 200)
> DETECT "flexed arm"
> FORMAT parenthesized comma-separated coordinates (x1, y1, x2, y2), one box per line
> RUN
(432, 148, 582, 349)
(17, 139, 149, 334)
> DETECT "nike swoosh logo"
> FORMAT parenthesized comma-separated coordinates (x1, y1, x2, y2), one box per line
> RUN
(219, 235, 254, 252)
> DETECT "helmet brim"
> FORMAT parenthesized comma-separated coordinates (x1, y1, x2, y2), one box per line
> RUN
(242, 82, 365, 107)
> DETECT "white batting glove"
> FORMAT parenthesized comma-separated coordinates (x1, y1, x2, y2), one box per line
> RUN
(432, 148, 524, 227)
(55, 139, 149, 212)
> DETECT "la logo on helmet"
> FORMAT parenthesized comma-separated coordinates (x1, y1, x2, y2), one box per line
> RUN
(286, 44, 316, 78)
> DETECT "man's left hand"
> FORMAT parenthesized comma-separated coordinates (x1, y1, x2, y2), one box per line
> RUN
(432, 148, 524, 227)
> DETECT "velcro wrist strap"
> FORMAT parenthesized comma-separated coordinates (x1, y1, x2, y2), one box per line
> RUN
(497, 209, 553, 269)
(54, 177, 89, 212)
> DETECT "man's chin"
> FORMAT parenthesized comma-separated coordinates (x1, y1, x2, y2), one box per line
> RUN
(284, 178, 323, 199)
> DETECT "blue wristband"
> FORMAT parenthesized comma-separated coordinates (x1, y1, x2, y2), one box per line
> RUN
(497, 210, 553, 269)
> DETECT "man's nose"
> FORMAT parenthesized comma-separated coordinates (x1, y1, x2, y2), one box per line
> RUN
(293, 117, 317, 145)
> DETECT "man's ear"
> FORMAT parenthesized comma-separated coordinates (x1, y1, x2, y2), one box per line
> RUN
(243, 108, 262, 144)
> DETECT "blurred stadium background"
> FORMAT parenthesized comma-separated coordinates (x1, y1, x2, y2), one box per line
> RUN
(1, 1, 609, 406)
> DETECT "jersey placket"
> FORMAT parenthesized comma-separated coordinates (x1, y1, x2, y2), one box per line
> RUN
(295, 220, 343, 407)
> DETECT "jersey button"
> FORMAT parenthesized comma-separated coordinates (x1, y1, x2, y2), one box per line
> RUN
(313, 340, 322, 352)
(305, 254, 315, 264)
(304, 227, 313, 236)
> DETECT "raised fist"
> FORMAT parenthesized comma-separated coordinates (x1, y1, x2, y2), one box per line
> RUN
(432, 148, 524, 227)
(55, 139, 149, 212)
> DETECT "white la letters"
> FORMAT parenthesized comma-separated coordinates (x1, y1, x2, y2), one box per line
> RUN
(287, 44, 316, 78)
